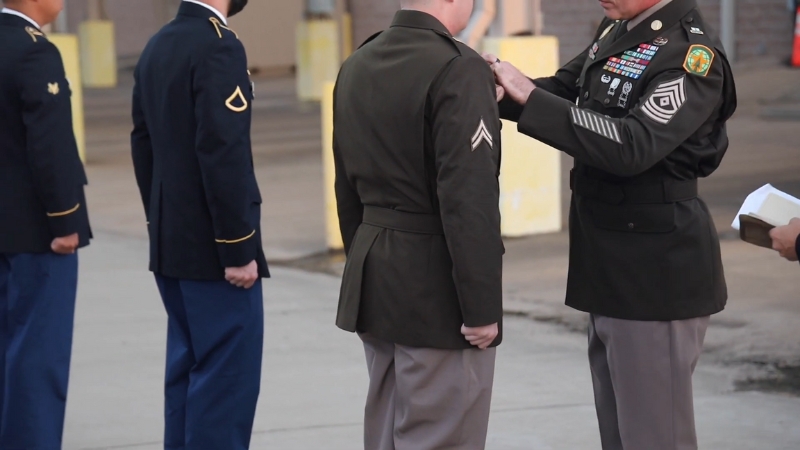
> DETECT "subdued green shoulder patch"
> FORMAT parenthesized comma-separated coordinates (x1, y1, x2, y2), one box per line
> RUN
(683, 44, 714, 77)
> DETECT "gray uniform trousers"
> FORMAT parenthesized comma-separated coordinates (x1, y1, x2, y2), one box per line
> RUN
(360, 333, 496, 450)
(589, 314, 710, 450)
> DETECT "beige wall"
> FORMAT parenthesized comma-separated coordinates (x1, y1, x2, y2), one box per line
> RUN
(230, 1, 304, 71)
(63, 0, 302, 71)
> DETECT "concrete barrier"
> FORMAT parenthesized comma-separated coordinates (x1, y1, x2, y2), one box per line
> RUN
(296, 19, 340, 101)
(483, 36, 562, 236)
(321, 81, 344, 250)
(78, 20, 117, 88)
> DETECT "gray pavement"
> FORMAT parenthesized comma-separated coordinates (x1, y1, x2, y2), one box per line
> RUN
(65, 61, 800, 448)
(64, 233, 800, 449)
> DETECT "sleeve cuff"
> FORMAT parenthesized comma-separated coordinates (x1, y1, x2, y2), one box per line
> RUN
(47, 203, 82, 237)
(518, 87, 566, 139)
(795, 234, 800, 264)
(216, 230, 258, 268)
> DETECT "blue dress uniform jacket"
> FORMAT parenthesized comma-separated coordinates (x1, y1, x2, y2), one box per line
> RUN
(132, 2, 268, 280)
(334, 11, 504, 349)
(0, 11, 87, 448)
(0, 14, 91, 252)
(501, 0, 736, 321)
(132, 4, 266, 448)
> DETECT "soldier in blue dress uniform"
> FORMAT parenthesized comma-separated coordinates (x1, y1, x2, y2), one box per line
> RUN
(131, 1, 268, 448)
(0, 0, 92, 447)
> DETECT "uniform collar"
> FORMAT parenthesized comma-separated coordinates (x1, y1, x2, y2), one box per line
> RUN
(628, 0, 674, 30)
(180, 0, 227, 25)
(593, 0, 696, 64)
(1, 7, 42, 30)
(391, 10, 451, 37)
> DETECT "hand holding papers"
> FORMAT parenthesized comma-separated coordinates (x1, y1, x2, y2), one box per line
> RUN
(732, 184, 800, 249)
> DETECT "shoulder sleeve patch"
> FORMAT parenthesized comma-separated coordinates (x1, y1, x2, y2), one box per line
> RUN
(683, 44, 714, 77)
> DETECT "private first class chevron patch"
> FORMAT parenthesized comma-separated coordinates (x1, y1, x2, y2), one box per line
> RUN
(641, 75, 687, 124)
(471, 118, 493, 151)
(570, 107, 622, 144)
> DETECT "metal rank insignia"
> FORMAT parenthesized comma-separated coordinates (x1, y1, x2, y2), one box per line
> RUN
(602, 43, 661, 80)
(589, 42, 600, 60)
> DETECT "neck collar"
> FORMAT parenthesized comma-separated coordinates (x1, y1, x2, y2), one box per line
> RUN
(181, 0, 227, 25)
(1, 7, 41, 30)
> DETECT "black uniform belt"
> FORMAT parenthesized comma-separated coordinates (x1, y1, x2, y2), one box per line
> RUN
(570, 171, 698, 204)
(362, 206, 444, 235)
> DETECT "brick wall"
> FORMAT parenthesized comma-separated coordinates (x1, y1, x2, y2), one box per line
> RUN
(348, 0, 796, 64)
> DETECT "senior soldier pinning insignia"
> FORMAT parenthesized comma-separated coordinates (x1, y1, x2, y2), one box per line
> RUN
(131, 0, 268, 448)
(0, 0, 92, 447)
(333, 0, 504, 448)
(488, 0, 737, 448)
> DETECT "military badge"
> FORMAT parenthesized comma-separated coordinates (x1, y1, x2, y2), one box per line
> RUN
(225, 86, 249, 112)
(607, 78, 621, 96)
(601, 74, 612, 84)
(683, 45, 714, 77)
(653, 37, 669, 46)
(641, 76, 686, 124)
(471, 118, 493, 151)
(571, 107, 622, 144)
(25, 26, 44, 42)
(589, 42, 600, 60)
(618, 82, 633, 108)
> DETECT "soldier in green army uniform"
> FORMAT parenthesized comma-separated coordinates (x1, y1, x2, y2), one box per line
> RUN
(333, 0, 504, 448)
(486, 0, 736, 448)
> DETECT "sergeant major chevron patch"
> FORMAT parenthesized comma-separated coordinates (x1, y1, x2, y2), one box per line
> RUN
(641, 76, 686, 125)
(471, 118, 493, 151)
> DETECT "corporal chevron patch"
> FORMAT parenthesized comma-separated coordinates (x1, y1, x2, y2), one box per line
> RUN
(570, 107, 622, 144)
(641, 76, 687, 125)
(471, 118, 493, 151)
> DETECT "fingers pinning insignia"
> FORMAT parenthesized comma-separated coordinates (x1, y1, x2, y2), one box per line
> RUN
(683, 45, 714, 77)
(225, 86, 249, 112)
(641, 75, 686, 124)
(47, 82, 60, 95)
(571, 107, 622, 144)
(471, 118, 493, 151)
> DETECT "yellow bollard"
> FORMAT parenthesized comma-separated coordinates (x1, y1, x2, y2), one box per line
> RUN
(49, 33, 86, 163)
(78, 20, 117, 88)
(322, 81, 344, 250)
(483, 36, 562, 237)
(296, 19, 340, 101)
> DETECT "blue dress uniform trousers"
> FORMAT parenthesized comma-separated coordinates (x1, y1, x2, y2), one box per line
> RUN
(155, 275, 264, 450)
(0, 252, 78, 449)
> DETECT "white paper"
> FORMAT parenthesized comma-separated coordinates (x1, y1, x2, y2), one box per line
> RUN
(731, 184, 800, 230)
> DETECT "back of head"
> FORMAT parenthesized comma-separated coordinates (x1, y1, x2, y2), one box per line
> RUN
(399, 0, 474, 36)
(2, 0, 63, 27)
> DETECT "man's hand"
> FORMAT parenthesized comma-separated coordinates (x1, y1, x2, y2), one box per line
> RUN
(769, 218, 800, 262)
(482, 53, 535, 105)
(495, 84, 506, 102)
(51, 233, 79, 255)
(462, 323, 499, 350)
(225, 260, 259, 289)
